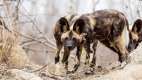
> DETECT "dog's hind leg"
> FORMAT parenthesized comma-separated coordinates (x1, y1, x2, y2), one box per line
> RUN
(113, 35, 129, 69)
(90, 40, 98, 67)
(84, 41, 92, 65)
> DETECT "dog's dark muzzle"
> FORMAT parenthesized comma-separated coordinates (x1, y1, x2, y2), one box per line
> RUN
(64, 39, 76, 50)
(128, 40, 138, 52)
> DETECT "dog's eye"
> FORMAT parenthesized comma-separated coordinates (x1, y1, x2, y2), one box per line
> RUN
(132, 39, 137, 43)
(72, 37, 76, 40)
(65, 37, 68, 40)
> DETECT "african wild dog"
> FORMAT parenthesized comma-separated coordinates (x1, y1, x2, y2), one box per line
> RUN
(128, 19, 142, 52)
(53, 15, 86, 72)
(72, 10, 142, 69)
(72, 10, 130, 68)
(54, 16, 69, 64)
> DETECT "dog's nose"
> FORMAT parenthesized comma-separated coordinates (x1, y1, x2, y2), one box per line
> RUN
(128, 41, 137, 52)
(68, 46, 73, 49)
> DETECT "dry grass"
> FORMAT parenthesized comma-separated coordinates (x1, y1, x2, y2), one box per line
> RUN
(8, 45, 30, 69)
(0, 17, 16, 63)
(0, 17, 29, 69)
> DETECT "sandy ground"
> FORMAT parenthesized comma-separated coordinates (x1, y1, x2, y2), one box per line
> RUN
(1, 42, 142, 80)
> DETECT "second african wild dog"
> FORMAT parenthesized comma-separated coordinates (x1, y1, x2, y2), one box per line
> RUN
(128, 19, 142, 52)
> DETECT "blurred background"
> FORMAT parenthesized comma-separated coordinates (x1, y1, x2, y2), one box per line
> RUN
(0, 0, 142, 65)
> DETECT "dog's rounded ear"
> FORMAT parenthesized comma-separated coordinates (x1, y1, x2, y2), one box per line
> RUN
(55, 17, 70, 33)
(73, 19, 85, 34)
(132, 19, 142, 33)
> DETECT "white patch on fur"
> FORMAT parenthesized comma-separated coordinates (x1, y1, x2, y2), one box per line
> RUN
(61, 31, 69, 42)
(122, 25, 130, 48)
(132, 32, 139, 41)
(87, 15, 96, 29)
(70, 15, 81, 30)
(65, 15, 73, 22)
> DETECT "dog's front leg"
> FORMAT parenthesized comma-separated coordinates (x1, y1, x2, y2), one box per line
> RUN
(72, 45, 82, 73)
(55, 42, 62, 64)
(91, 40, 98, 67)
(62, 47, 70, 72)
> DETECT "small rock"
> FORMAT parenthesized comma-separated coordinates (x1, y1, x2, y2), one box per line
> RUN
(9, 69, 43, 80)
(48, 63, 66, 76)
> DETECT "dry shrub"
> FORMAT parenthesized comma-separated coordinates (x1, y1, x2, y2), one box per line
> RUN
(8, 45, 30, 69)
(0, 17, 16, 63)
(0, 17, 30, 68)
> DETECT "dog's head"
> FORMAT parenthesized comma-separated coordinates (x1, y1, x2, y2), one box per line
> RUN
(61, 31, 84, 50)
(128, 19, 142, 52)
(57, 15, 93, 50)
(59, 16, 86, 50)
